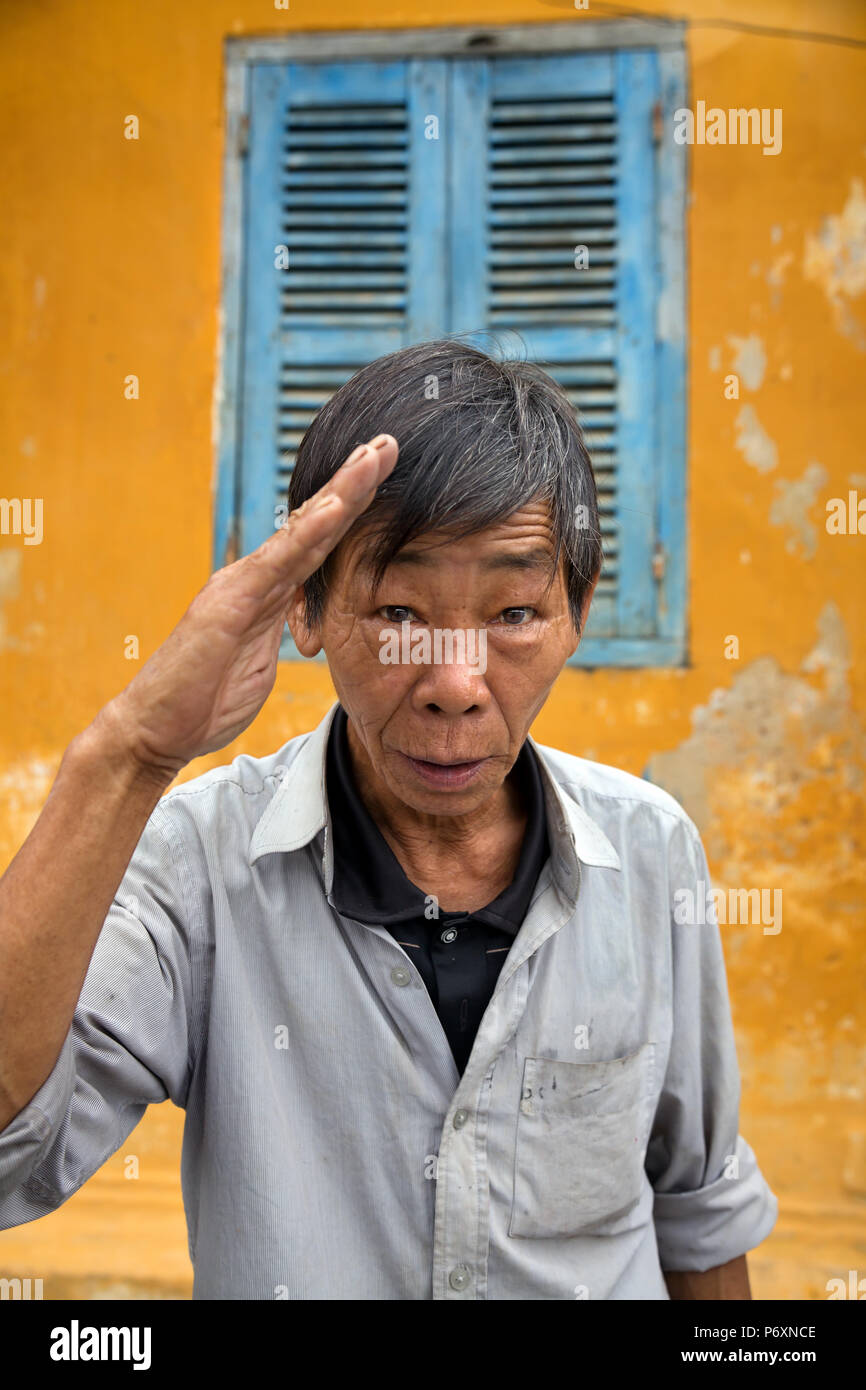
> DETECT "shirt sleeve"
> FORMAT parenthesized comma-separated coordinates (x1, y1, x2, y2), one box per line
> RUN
(0, 803, 200, 1230)
(645, 816, 779, 1272)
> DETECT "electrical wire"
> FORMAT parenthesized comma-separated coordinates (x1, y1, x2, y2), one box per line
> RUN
(537, 0, 866, 49)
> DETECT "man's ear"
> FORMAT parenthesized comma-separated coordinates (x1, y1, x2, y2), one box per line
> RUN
(285, 585, 323, 658)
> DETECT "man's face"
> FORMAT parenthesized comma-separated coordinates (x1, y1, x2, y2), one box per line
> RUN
(288, 499, 595, 817)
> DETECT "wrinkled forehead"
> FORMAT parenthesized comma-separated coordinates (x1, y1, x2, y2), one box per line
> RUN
(335, 501, 562, 594)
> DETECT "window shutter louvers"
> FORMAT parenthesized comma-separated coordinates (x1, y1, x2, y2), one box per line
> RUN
(228, 44, 685, 666)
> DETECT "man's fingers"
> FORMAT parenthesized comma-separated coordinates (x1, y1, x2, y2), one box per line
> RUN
(255, 434, 398, 590)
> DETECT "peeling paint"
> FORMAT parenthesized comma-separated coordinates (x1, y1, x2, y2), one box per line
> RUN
(769, 461, 829, 558)
(646, 601, 865, 873)
(800, 600, 851, 702)
(767, 251, 794, 289)
(0, 551, 21, 651)
(656, 281, 683, 346)
(0, 757, 57, 863)
(646, 605, 866, 1123)
(211, 301, 224, 455)
(734, 403, 778, 473)
(803, 178, 866, 350)
(727, 333, 766, 391)
(0, 550, 45, 653)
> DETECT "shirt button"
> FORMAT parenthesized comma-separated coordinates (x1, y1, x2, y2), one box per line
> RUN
(390, 966, 411, 987)
(453, 1108, 469, 1128)
(440, 927, 458, 944)
(449, 1265, 472, 1292)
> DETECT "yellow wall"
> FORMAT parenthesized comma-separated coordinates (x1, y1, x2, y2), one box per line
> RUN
(1, 0, 864, 1300)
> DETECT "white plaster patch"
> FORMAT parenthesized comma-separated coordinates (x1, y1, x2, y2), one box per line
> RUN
(768, 461, 829, 558)
(727, 333, 766, 391)
(0, 757, 58, 857)
(0, 551, 45, 653)
(803, 178, 866, 350)
(734, 404, 778, 473)
(767, 251, 794, 288)
(646, 603, 864, 840)
(0, 551, 21, 651)
(801, 600, 850, 701)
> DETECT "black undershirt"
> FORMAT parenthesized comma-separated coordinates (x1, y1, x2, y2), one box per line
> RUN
(325, 705, 550, 1074)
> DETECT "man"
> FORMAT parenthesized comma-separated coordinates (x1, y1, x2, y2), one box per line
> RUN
(0, 340, 777, 1300)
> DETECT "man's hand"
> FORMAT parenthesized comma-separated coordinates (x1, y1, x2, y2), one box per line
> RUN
(100, 434, 398, 781)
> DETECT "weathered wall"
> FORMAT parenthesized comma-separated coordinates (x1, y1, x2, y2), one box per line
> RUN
(0, 0, 864, 1299)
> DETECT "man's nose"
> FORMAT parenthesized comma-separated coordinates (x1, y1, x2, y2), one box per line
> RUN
(411, 654, 489, 716)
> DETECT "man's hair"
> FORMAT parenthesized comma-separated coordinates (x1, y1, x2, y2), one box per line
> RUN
(287, 336, 603, 634)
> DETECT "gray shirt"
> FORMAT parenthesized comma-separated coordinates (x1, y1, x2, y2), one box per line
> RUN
(0, 699, 778, 1299)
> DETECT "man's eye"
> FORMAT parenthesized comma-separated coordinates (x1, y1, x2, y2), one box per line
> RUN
(499, 607, 536, 626)
(380, 605, 416, 622)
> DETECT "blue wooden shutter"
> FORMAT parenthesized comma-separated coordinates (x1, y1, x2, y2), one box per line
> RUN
(235, 59, 449, 649)
(225, 46, 686, 666)
(448, 49, 683, 664)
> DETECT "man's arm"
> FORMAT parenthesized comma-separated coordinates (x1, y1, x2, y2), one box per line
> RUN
(0, 720, 173, 1131)
(664, 1254, 751, 1300)
(0, 436, 398, 1135)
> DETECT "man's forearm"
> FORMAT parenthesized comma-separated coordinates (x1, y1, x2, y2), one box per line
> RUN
(0, 709, 175, 1131)
(664, 1254, 752, 1300)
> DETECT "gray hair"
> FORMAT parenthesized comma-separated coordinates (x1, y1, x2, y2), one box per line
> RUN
(287, 336, 603, 634)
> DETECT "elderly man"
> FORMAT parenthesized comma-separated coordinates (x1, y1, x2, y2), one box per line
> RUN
(0, 340, 777, 1300)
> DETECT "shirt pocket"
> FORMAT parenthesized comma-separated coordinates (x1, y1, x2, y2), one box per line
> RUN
(508, 1043, 656, 1239)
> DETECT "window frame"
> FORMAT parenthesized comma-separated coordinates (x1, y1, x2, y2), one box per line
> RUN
(215, 21, 688, 667)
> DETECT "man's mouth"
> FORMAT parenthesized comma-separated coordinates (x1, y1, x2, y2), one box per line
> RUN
(400, 751, 487, 788)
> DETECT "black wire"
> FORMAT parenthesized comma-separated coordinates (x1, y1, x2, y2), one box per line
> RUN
(537, 0, 866, 49)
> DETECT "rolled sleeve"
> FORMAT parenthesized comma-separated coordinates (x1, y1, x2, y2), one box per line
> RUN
(0, 1029, 77, 1214)
(646, 819, 779, 1273)
(653, 1133, 778, 1271)
(0, 804, 200, 1228)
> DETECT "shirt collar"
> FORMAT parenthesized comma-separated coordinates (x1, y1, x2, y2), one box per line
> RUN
(248, 699, 621, 882)
(325, 704, 549, 934)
